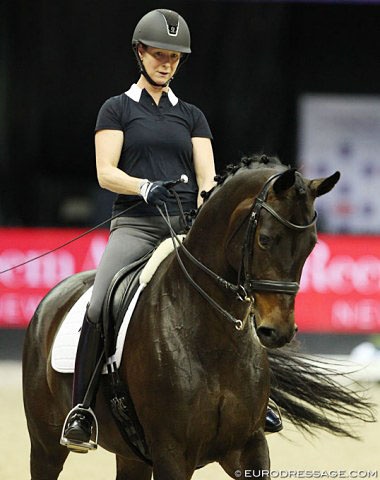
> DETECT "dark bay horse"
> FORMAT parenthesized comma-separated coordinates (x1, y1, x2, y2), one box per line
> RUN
(23, 156, 374, 480)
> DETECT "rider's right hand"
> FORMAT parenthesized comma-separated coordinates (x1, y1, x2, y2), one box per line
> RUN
(139, 180, 173, 207)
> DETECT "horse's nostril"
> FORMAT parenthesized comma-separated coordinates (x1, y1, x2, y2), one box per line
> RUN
(257, 326, 276, 338)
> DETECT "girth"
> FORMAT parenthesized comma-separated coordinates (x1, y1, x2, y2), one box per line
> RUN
(101, 252, 154, 465)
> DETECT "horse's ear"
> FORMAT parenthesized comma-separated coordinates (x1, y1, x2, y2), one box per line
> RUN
(273, 169, 296, 195)
(311, 171, 341, 197)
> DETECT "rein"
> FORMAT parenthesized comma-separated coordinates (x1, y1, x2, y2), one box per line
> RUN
(160, 172, 318, 330)
(158, 203, 249, 331)
(0, 202, 145, 276)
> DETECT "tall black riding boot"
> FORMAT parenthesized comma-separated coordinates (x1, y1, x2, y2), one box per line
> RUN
(60, 310, 103, 453)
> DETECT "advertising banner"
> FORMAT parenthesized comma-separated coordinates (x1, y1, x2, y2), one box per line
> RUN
(0, 228, 108, 327)
(0, 228, 379, 333)
(296, 235, 380, 333)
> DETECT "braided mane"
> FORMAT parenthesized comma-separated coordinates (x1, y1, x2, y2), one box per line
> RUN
(201, 154, 287, 202)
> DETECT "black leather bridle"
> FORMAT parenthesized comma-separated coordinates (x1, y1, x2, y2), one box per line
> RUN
(159, 171, 317, 330)
(239, 172, 318, 297)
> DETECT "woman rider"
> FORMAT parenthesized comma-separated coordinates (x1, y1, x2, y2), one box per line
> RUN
(61, 8, 282, 454)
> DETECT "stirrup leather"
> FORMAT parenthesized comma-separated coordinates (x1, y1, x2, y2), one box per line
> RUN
(60, 405, 99, 453)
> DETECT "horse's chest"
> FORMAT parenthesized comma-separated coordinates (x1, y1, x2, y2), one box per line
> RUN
(190, 357, 263, 410)
(192, 382, 265, 456)
(195, 349, 269, 441)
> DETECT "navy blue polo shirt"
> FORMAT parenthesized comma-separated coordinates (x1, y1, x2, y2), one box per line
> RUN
(95, 84, 213, 216)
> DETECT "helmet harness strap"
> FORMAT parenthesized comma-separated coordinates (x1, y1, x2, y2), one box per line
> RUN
(133, 44, 188, 88)
(133, 44, 171, 88)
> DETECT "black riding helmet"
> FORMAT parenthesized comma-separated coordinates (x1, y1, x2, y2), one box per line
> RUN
(132, 9, 191, 87)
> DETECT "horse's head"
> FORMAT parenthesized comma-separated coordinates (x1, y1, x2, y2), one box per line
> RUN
(221, 156, 340, 348)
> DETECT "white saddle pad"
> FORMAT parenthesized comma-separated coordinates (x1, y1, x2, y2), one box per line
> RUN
(51, 284, 145, 374)
(51, 235, 185, 374)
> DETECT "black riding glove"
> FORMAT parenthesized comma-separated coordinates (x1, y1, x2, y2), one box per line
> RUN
(139, 180, 173, 207)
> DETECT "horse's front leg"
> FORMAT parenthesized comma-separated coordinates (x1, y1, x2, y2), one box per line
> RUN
(115, 455, 152, 480)
(240, 430, 270, 479)
(150, 445, 196, 480)
(220, 430, 270, 480)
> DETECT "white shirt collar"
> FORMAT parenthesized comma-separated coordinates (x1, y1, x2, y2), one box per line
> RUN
(125, 83, 178, 106)
(167, 88, 179, 106)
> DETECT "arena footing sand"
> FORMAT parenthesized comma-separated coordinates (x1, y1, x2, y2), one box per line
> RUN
(2, 361, 378, 480)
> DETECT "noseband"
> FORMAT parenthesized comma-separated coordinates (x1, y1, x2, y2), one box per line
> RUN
(240, 172, 318, 296)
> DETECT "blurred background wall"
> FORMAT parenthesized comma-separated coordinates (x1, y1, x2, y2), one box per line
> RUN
(1, 0, 379, 226)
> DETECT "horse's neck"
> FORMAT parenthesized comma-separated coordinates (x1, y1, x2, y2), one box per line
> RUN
(184, 202, 236, 273)
(184, 203, 245, 288)
(157, 253, 252, 343)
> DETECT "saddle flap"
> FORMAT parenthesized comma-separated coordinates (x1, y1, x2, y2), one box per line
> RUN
(102, 251, 153, 359)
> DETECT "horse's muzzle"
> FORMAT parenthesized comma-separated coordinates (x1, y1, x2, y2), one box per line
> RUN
(256, 323, 297, 349)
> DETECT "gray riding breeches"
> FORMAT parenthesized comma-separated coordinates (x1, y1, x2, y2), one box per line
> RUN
(87, 215, 184, 323)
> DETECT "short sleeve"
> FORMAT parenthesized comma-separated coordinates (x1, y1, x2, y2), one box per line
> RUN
(191, 106, 213, 139)
(95, 96, 124, 132)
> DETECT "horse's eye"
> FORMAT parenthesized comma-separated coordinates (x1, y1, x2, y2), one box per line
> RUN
(258, 234, 272, 249)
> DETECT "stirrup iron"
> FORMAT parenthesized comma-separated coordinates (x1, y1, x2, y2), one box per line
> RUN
(265, 398, 283, 435)
(60, 405, 99, 453)
(268, 398, 282, 421)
